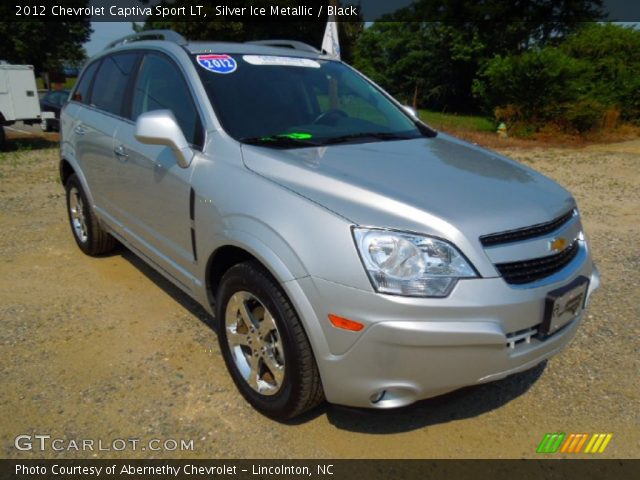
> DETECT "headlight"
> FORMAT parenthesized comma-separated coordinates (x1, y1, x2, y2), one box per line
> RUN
(353, 228, 477, 297)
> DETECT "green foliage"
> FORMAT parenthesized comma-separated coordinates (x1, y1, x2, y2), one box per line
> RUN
(473, 48, 588, 121)
(0, 2, 91, 74)
(355, 22, 494, 111)
(355, 22, 492, 111)
(474, 23, 640, 133)
(36, 77, 77, 90)
(560, 23, 640, 122)
(564, 98, 607, 133)
(355, 0, 603, 112)
(354, 23, 425, 106)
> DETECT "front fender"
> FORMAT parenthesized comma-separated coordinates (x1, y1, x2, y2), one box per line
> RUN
(214, 214, 309, 283)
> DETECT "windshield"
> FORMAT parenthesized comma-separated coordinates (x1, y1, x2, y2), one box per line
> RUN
(192, 54, 427, 147)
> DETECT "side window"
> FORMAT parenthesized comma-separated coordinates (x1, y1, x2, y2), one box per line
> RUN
(91, 53, 138, 116)
(71, 61, 99, 104)
(132, 53, 203, 148)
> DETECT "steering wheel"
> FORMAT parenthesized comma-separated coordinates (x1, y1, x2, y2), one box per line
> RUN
(312, 109, 348, 125)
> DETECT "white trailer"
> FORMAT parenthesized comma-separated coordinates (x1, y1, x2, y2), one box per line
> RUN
(0, 64, 47, 147)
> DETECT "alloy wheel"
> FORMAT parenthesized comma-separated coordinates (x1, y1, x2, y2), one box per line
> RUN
(225, 291, 285, 395)
(68, 186, 88, 243)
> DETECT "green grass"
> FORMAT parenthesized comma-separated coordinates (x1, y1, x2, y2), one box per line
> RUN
(419, 110, 496, 132)
(36, 77, 77, 90)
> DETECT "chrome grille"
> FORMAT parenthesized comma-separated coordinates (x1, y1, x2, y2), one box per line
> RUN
(495, 240, 580, 285)
(480, 209, 575, 247)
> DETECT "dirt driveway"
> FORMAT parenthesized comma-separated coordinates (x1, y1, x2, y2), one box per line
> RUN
(1, 132, 638, 458)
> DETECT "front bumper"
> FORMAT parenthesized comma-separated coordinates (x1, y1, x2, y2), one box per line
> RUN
(285, 247, 599, 409)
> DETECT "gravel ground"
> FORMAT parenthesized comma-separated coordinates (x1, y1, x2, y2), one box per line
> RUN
(0, 133, 638, 459)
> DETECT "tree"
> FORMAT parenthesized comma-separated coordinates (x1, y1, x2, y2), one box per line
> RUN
(0, 1, 91, 77)
(473, 47, 590, 130)
(473, 24, 640, 133)
(354, 0, 604, 112)
(353, 23, 434, 109)
(560, 23, 640, 122)
(355, 22, 487, 111)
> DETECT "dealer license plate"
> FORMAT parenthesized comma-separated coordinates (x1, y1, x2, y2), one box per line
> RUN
(541, 276, 589, 337)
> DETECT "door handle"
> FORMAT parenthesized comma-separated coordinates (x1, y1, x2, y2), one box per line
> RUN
(114, 144, 129, 159)
(74, 125, 87, 135)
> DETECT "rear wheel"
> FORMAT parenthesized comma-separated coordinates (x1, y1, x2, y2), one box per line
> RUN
(65, 174, 117, 255)
(0, 126, 5, 149)
(40, 119, 50, 132)
(216, 261, 324, 419)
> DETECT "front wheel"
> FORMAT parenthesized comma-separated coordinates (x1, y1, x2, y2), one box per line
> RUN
(216, 261, 324, 420)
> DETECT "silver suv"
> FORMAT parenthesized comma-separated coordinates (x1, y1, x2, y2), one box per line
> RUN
(60, 30, 600, 419)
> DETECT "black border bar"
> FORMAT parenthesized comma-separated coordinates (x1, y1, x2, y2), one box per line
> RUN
(4, 1, 640, 22)
(2, 459, 640, 480)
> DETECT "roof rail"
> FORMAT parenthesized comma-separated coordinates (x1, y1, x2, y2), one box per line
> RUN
(105, 30, 187, 50)
(246, 40, 320, 54)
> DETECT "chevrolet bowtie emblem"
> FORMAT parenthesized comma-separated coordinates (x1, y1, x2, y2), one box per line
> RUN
(549, 237, 568, 252)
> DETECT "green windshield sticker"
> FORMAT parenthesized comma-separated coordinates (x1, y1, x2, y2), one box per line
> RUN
(260, 132, 313, 141)
(283, 132, 313, 139)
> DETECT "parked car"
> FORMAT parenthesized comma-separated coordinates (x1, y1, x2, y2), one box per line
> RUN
(60, 30, 600, 419)
(39, 89, 69, 132)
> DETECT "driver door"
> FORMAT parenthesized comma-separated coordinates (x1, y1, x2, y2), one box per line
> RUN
(113, 52, 205, 284)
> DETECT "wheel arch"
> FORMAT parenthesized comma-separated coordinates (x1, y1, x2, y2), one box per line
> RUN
(58, 156, 96, 208)
(202, 231, 332, 350)
(205, 244, 257, 307)
(204, 234, 306, 310)
(59, 157, 75, 186)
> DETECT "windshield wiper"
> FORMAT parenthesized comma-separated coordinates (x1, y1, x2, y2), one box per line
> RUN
(323, 132, 417, 145)
(240, 134, 320, 148)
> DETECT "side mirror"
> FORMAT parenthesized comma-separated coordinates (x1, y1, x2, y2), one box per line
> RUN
(402, 105, 419, 119)
(135, 110, 193, 168)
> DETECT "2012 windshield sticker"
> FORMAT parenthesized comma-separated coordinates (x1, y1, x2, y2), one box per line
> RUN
(196, 54, 237, 74)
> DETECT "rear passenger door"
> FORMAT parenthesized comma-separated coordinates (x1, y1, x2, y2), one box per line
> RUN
(72, 52, 139, 217)
(113, 51, 204, 282)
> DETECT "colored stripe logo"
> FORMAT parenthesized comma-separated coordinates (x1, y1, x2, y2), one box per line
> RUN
(584, 433, 613, 453)
(537, 433, 565, 453)
(537, 433, 612, 454)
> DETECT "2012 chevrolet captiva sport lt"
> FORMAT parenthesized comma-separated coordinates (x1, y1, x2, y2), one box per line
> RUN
(60, 30, 600, 419)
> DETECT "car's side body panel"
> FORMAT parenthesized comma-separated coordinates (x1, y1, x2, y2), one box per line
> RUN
(112, 120, 196, 273)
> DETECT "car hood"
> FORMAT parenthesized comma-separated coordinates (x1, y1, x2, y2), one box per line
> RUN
(241, 133, 575, 242)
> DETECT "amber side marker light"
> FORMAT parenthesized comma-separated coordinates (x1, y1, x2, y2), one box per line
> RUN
(328, 314, 364, 332)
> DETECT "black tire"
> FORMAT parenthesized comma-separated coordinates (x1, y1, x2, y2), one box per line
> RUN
(0, 126, 5, 150)
(65, 174, 117, 256)
(40, 119, 51, 132)
(216, 261, 324, 420)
